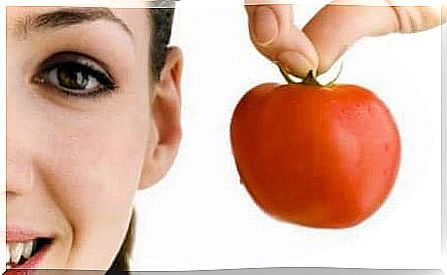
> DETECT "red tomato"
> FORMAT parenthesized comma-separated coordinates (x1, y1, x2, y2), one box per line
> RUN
(230, 80, 401, 228)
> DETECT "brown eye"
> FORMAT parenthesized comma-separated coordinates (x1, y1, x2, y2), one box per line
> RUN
(33, 52, 117, 98)
(56, 63, 91, 90)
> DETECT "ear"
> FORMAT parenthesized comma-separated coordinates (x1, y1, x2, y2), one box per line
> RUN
(138, 46, 183, 189)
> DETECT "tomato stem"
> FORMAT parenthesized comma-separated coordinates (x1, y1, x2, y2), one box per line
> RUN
(277, 65, 323, 86)
(301, 70, 323, 86)
(276, 62, 344, 88)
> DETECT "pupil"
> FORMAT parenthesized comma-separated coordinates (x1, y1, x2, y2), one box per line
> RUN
(57, 65, 89, 90)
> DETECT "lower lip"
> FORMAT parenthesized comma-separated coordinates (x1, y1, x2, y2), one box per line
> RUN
(5, 241, 52, 275)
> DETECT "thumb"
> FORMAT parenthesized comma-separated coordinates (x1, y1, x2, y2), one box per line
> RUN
(245, 2, 319, 77)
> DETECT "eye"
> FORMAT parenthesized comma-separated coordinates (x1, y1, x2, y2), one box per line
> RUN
(32, 52, 118, 98)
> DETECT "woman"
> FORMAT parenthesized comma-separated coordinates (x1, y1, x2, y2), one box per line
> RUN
(6, 2, 181, 272)
(6, 0, 445, 272)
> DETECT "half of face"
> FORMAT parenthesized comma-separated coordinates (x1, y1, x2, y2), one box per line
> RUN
(6, 6, 183, 270)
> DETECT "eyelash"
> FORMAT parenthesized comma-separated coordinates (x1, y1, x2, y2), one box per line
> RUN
(32, 52, 119, 101)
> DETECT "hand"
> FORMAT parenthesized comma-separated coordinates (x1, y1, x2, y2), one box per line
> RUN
(245, 0, 447, 77)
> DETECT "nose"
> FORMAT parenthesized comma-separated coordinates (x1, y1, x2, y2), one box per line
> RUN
(6, 32, 39, 197)
(6, 90, 37, 196)
(6, 146, 35, 196)
(6, 108, 36, 196)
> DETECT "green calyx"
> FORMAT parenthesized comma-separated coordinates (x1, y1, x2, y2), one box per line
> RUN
(277, 63, 343, 88)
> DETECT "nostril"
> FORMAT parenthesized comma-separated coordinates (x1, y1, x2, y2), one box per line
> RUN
(6, 167, 36, 195)
(7, 146, 36, 186)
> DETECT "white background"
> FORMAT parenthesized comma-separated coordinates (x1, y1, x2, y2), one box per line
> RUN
(132, 1, 442, 271)
(0, 0, 442, 273)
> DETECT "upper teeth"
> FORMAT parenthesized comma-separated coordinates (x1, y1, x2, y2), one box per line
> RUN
(6, 240, 36, 266)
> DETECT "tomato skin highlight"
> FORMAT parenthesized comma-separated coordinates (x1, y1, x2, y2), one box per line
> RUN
(230, 83, 401, 228)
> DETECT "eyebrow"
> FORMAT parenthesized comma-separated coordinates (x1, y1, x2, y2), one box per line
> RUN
(14, 7, 133, 39)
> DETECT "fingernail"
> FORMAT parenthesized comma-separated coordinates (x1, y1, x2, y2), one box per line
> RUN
(253, 6, 278, 47)
(277, 51, 315, 78)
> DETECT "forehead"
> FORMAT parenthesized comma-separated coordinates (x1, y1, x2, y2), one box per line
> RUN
(7, 7, 151, 41)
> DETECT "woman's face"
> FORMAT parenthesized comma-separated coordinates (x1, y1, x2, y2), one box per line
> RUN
(6, 7, 182, 270)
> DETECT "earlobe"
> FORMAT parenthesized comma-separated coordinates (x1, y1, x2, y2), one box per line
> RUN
(138, 46, 183, 189)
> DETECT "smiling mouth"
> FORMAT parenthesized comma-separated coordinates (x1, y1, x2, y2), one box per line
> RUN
(6, 238, 52, 269)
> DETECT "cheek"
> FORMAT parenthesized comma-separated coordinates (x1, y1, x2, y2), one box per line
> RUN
(41, 107, 149, 234)
(28, 70, 153, 267)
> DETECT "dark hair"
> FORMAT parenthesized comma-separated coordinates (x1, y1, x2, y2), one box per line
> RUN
(150, 6, 176, 81)
(107, 211, 136, 273)
(107, 3, 176, 273)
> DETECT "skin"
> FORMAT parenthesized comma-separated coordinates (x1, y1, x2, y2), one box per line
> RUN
(245, 0, 447, 77)
(5, 1, 444, 271)
(6, 7, 183, 270)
